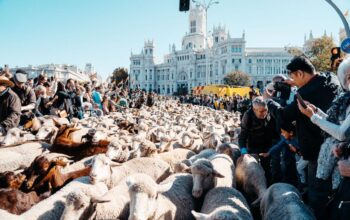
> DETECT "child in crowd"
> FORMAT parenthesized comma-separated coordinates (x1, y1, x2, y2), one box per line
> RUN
(260, 121, 306, 188)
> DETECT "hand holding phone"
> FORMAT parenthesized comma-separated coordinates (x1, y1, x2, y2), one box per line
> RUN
(295, 92, 307, 108)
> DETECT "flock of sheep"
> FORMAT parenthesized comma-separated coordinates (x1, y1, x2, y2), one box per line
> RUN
(0, 100, 316, 220)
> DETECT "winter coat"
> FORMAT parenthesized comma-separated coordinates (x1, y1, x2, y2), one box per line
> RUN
(238, 108, 279, 152)
(267, 72, 342, 161)
(0, 88, 21, 132)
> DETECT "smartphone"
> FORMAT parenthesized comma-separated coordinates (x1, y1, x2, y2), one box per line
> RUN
(295, 92, 307, 108)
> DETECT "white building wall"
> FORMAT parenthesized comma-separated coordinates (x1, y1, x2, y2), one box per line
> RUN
(129, 6, 293, 95)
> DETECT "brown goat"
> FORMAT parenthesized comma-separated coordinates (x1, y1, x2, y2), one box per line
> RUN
(32, 166, 91, 193)
(0, 189, 49, 215)
(21, 155, 68, 193)
(51, 139, 110, 161)
(51, 126, 110, 161)
(0, 171, 26, 189)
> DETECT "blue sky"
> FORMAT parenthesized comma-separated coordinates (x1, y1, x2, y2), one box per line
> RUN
(0, 0, 349, 79)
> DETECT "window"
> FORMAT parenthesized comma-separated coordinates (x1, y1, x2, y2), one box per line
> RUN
(232, 58, 235, 63)
(248, 59, 252, 64)
(145, 75, 147, 81)
(190, 72, 192, 78)
(239, 59, 242, 63)
(235, 65, 239, 71)
(190, 20, 196, 33)
(215, 36, 219, 43)
(150, 49, 152, 54)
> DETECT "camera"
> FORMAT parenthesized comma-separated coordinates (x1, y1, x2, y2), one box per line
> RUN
(273, 81, 291, 103)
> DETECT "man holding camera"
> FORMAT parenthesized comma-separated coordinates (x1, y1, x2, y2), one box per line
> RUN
(263, 56, 342, 220)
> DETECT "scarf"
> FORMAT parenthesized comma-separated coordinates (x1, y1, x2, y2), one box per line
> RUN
(326, 91, 350, 133)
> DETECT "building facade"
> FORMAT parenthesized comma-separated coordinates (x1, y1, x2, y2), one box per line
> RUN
(8, 63, 94, 83)
(129, 4, 293, 95)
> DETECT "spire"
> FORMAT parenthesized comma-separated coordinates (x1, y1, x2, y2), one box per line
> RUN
(309, 30, 313, 40)
(304, 34, 307, 42)
(323, 30, 327, 37)
(243, 30, 246, 39)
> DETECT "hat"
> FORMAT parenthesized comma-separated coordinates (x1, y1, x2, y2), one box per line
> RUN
(0, 76, 15, 87)
(14, 73, 27, 83)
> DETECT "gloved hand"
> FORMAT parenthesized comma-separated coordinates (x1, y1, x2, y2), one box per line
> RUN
(240, 147, 248, 155)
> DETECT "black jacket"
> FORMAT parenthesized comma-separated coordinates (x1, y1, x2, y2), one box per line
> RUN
(0, 88, 21, 131)
(238, 108, 279, 152)
(267, 72, 342, 161)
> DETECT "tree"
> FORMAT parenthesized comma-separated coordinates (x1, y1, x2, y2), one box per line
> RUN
(286, 46, 304, 57)
(306, 36, 337, 72)
(111, 67, 128, 86)
(223, 71, 251, 86)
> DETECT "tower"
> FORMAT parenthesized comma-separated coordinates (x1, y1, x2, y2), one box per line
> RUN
(181, 4, 207, 50)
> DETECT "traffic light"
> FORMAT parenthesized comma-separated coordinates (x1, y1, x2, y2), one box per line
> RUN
(179, 0, 190, 11)
(330, 47, 341, 70)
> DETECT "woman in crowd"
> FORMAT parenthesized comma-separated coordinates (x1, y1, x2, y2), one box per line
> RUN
(298, 56, 350, 219)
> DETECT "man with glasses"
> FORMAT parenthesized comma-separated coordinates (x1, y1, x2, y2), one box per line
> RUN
(264, 56, 342, 220)
(12, 69, 36, 125)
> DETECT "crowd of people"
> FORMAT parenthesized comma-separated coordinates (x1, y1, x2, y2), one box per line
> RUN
(179, 91, 255, 117)
(0, 68, 156, 136)
(237, 56, 350, 220)
(1, 55, 350, 219)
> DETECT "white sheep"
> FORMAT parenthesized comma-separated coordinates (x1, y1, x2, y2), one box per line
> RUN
(174, 148, 217, 173)
(0, 142, 47, 172)
(181, 131, 204, 153)
(89, 154, 173, 189)
(0, 177, 108, 220)
(155, 148, 195, 171)
(1, 128, 36, 146)
(127, 173, 196, 220)
(60, 172, 173, 220)
(187, 154, 235, 198)
(191, 187, 253, 220)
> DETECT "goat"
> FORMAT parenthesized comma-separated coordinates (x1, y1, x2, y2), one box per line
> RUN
(51, 125, 110, 161)
(0, 171, 26, 189)
(0, 189, 49, 215)
(31, 166, 91, 193)
(21, 155, 69, 193)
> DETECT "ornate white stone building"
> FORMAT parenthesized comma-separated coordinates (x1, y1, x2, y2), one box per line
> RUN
(129, 4, 293, 94)
(8, 63, 94, 83)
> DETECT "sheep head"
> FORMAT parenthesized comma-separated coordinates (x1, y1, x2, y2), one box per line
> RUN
(126, 174, 159, 220)
(89, 154, 120, 186)
(188, 159, 224, 198)
(106, 140, 130, 163)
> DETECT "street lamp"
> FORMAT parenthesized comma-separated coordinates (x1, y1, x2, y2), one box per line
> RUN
(325, 0, 350, 38)
(192, 0, 219, 85)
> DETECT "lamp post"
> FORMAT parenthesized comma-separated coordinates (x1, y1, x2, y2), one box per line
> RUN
(192, 0, 219, 85)
(325, 0, 350, 38)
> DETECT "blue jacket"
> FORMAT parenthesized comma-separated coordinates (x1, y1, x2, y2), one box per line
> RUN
(268, 136, 299, 156)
